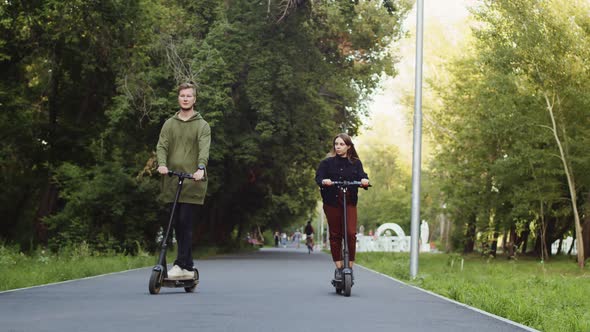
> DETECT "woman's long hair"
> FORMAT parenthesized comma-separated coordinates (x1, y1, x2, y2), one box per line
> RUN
(327, 133, 360, 162)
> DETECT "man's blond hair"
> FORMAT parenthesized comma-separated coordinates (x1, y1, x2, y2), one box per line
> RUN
(177, 82, 197, 96)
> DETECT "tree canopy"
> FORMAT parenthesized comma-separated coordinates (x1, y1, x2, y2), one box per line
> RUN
(423, 0, 590, 264)
(0, 0, 412, 252)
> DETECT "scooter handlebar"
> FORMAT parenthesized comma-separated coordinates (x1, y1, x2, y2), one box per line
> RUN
(167, 170, 194, 180)
(167, 170, 207, 181)
(329, 180, 371, 188)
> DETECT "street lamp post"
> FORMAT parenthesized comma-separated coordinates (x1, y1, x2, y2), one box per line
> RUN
(410, 0, 424, 280)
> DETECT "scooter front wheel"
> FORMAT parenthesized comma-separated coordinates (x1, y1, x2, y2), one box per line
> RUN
(149, 269, 163, 294)
(343, 274, 352, 297)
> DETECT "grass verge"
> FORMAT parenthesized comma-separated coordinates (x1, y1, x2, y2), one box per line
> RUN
(356, 252, 590, 332)
(0, 243, 223, 292)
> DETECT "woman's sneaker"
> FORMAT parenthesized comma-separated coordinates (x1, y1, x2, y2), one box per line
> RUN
(334, 268, 343, 282)
(168, 265, 183, 279)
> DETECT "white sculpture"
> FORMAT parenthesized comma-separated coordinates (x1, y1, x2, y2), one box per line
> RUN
(551, 236, 577, 255)
(376, 223, 406, 237)
(420, 220, 430, 252)
(357, 223, 410, 252)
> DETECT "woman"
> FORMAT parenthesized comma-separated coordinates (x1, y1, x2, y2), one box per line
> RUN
(315, 133, 369, 282)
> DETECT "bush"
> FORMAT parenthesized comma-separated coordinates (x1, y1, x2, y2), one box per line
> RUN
(43, 162, 160, 254)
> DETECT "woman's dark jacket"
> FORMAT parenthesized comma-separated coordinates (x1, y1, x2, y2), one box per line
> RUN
(315, 155, 368, 207)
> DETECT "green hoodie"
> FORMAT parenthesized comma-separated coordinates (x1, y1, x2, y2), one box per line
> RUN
(156, 111, 211, 204)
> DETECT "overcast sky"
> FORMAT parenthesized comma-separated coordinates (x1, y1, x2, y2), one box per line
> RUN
(357, 0, 475, 166)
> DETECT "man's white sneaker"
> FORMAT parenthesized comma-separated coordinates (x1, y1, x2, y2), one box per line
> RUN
(182, 269, 195, 279)
(168, 265, 183, 279)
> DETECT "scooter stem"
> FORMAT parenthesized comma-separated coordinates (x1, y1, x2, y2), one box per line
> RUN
(158, 177, 185, 265)
(341, 186, 349, 270)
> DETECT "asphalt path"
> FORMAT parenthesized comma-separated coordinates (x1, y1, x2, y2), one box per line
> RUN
(0, 247, 537, 332)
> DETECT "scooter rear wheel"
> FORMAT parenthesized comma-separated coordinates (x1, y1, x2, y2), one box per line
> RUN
(184, 269, 199, 293)
(343, 274, 352, 297)
(149, 269, 162, 294)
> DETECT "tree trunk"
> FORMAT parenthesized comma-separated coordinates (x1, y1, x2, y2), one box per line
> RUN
(34, 181, 59, 245)
(539, 201, 552, 260)
(463, 216, 476, 254)
(568, 228, 576, 256)
(35, 41, 62, 246)
(439, 212, 451, 252)
(583, 191, 590, 261)
(544, 93, 584, 267)
(583, 209, 590, 261)
(501, 229, 508, 253)
(33, 40, 63, 246)
(519, 228, 530, 254)
(489, 231, 499, 258)
(445, 217, 452, 253)
(508, 225, 516, 258)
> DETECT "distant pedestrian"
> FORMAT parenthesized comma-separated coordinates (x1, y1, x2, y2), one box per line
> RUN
(274, 232, 280, 247)
(292, 229, 302, 248)
(304, 221, 315, 251)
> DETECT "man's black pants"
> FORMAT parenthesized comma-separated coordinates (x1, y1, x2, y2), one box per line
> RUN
(171, 202, 198, 271)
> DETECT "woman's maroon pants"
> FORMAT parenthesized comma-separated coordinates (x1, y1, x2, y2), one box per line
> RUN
(323, 202, 357, 262)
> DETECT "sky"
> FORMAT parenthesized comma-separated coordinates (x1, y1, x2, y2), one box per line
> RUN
(357, 0, 476, 166)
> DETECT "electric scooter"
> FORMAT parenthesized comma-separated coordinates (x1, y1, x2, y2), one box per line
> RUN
(306, 236, 313, 254)
(148, 170, 200, 294)
(329, 180, 367, 297)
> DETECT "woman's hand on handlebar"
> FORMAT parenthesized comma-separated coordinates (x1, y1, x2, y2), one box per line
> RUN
(157, 166, 169, 175)
(360, 178, 370, 187)
(321, 179, 333, 186)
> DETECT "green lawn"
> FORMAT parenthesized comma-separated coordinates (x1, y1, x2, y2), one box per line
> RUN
(0, 243, 222, 292)
(356, 252, 590, 332)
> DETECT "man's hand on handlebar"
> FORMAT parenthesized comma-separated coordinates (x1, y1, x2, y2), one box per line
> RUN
(193, 169, 205, 181)
(157, 166, 169, 175)
(321, 179, 333, 186)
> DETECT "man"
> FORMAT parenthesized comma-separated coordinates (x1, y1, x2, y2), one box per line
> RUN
(156, 82, 211, 279)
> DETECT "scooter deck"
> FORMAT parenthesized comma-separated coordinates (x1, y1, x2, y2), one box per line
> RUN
(331, 273, 354, 288)
(162, 278, 198, 288)
(331, 279, 354, 286)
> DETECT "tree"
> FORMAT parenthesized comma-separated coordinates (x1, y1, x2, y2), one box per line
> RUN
(426, 0, 590, 264)
(471, 0, 590, 265)
(0, 0, 412, 252)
